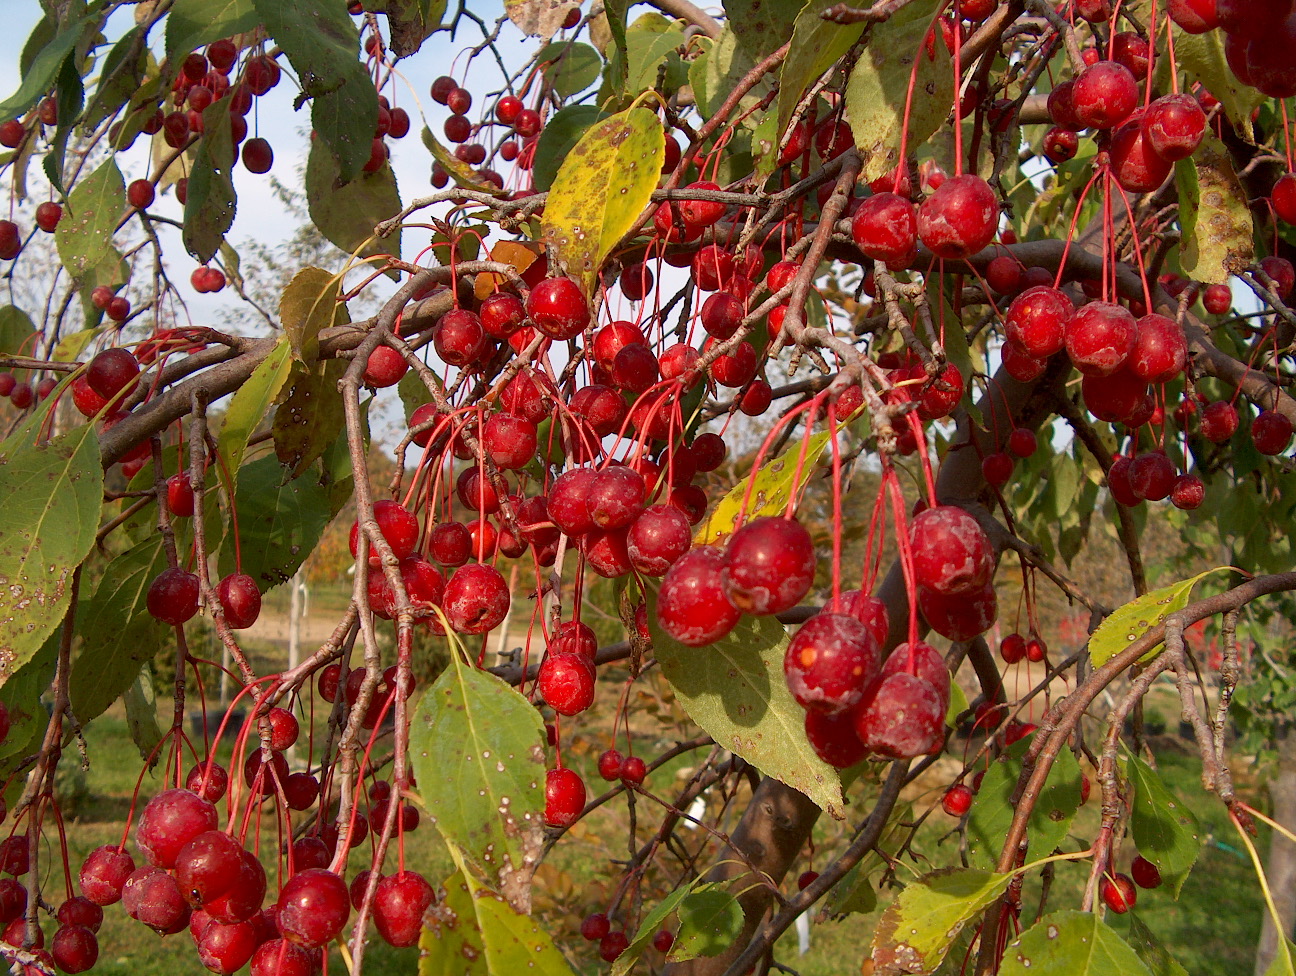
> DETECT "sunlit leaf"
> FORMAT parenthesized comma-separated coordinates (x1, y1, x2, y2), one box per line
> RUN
(541, 107, 664, 295)
(999, 911, 1152, 976)
(0, 415, 102, 682)
(647, 597, 845, 816)
(872, 868, 1012, 975)
(1088, 567, 1234, 667)
(694, 430, 831, 547)
(410, 651, 546, 913)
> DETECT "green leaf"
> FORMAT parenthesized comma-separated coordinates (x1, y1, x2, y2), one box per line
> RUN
(0, 417, 103, 683)
(611, 880, 703, 976)
(252, 0, 378, 182)
(420, 870, 574, 976)
(45, 53, 86, 192)
(378, 0, 448, 58)
(410, 652, 546, 913)
(305, 136, 402, 264)
(872, 868, 1012, 975)
(623, 28, 685, 96)
(218, 453, 342, 589)
(532, 105, 608, 193)
(0, 306, 37, 358)
(0, 14, 87, 121)
(539, 41, 603, 98)
(541, 107, 664, 295)
(1169, 27, 1265, 143)
(55, 158, 126, 279)
(1088, 567, 1233, 667)
(0, 637, 57, 770)
(845, 0, 952, 183)
(166, 0, 259, 63)
(183, 101, 237, 263)
(776, 0, 866, 137)
(966, 738, 1082, 870)
(647, 599, 845, 816)
(603, 0, 629, 85)
(397, 368, 434, 425)
(1126, 753, 1201, 898)
(690, 29, 765, 120)
(694, 430, 831, 546)
(273, 361, 348, 478)
(999, 911, 1152, 976)
(1174, 134, 1253, 286)
(122, 667, 163, 767)
(668, 884, 744, 962)
(1125, 914, 1190, 976)
(279, 267, 350, 365)
(1266, 939, 1296, 976)
(83, 28, 155, 134)
(69, 535, 171, 726)
(54, 327, 103, 364)
(217, 339, 294, 494)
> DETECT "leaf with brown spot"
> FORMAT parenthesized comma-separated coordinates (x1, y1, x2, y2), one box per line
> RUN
(872, 869, 1012, 975)
(844, 0, 952, 183)
(410, 651, 546, 914)
(1175, 137, 1253, 286)
(0, 408, 102, 684)
(420, 868, 574, 976)
(541, 106, 664, 296)
(999, 911, 1153, 976)
(272, 360, 347, 478)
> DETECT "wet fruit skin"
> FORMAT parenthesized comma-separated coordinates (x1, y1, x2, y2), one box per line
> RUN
(136, 789, 219, 869)
(275, 869, 350, 948)
(372, 871, 436, 947)
(942, 784, 974, 816)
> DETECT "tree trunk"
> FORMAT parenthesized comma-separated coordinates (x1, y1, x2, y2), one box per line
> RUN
(1256, 743, 1296, 975)
(666, 778, 821, 976)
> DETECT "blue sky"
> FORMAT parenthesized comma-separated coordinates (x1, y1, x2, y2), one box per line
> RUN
(0, 1, 531, 329)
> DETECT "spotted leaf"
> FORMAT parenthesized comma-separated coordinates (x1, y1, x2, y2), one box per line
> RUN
(1088, 567, 1234, 667)
(872, 868, 1012, 975)
(0, 406, 102, 682)
(541, 106, 664, 296)
(410, 651, 546, 913)
(999, 910, 1153, 976)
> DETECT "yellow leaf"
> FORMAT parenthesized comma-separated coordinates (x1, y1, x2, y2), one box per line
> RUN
(541, 106, 664, 295)
(695, 430, 832, 547)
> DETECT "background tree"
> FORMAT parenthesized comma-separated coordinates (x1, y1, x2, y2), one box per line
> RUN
(0, 1, 1295, 976)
